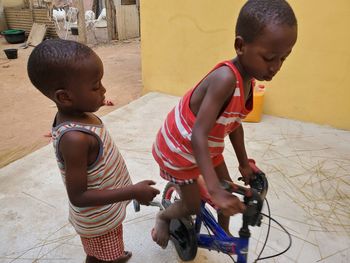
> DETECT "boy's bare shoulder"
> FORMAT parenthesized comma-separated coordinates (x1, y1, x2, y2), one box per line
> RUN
(213, 64, 236, 80)
(208, 65, 237, 93)
(60, 130, 90, 143)
(59, 130, 96, 154)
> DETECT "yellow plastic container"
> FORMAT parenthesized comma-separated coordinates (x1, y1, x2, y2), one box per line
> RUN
(244, 85, 265, 122)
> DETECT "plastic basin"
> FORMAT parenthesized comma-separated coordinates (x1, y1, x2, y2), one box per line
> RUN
(1, 29, 26, 44)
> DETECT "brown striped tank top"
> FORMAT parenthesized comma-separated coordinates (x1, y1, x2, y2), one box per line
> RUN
(52, 119, 132, 238)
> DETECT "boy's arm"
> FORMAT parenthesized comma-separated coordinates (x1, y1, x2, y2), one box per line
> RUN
(191, 67, 244, 215)
(59, 131, 159, 207)
(229, 124, 253, 184)
(192, 70, 233, 191)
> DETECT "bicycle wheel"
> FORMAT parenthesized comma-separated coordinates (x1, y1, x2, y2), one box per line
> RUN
(162, 182, 198, 261)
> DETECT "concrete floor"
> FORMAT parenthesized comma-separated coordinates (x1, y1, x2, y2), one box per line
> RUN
(0, 92, 349, 263)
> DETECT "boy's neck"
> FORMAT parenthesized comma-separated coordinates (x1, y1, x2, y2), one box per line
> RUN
(232, 57, 253, 102)
(56, 110, 100, 126)
(232, 57, 252, 85)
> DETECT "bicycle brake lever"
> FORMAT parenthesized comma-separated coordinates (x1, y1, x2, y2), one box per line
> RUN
(149, 201, 164, 210)
(221, 180, 253, 197)
(133, 200, 164, 213)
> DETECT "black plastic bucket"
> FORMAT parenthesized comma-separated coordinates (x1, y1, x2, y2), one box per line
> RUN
(71, 27, 79, 35)
(3, 49, 18, 59)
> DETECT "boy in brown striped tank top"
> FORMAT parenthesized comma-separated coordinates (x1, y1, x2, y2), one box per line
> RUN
(27, 39, 160, 263)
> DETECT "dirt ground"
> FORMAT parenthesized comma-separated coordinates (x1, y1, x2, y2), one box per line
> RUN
(0, 36, 142, 167)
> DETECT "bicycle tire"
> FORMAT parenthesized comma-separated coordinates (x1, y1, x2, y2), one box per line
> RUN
(162, 182, 198, 261)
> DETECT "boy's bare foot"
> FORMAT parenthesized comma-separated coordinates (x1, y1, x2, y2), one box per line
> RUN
(43, 131, 52, 138)
(151, 212, 170, 249)
(113, 251, 132, 263)
(103, 99, 114, 106)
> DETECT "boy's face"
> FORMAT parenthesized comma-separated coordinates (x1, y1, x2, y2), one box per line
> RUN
(67, 53, 106, 112)
(237, 23, 297, 81)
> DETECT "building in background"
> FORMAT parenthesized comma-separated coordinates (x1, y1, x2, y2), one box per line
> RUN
(140, 0, 350, 130)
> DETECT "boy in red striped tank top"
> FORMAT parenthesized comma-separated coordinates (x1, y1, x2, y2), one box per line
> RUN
(27, 39, 160, 263)
(152, 0, 298, 249)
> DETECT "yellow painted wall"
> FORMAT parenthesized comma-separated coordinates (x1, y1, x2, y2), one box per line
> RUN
(140, 0, 350, 130)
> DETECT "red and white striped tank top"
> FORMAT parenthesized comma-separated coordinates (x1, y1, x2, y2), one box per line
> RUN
(52, 119, 132, 238)
(152, 61, 253, 180)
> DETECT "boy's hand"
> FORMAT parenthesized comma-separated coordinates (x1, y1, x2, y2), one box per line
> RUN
(210, 188, 245, 216)
(133, 180, 160, 205)
(239, 164, 255, 185)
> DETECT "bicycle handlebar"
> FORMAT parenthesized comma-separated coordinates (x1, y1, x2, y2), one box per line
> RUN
(221, 159, 268, 227)
(134, 159, 268, 228)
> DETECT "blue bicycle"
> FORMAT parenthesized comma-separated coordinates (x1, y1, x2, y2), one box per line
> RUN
(134, 160, 291, 263)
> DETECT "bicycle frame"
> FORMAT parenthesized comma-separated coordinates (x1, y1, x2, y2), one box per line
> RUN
(195, 201, 250, 263)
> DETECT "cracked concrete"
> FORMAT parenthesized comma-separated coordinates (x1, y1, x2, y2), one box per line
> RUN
(1, 93, 349, 263)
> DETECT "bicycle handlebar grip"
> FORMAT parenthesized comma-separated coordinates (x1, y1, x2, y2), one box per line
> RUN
(133, 200, 140, 212)
(221, 180, 253, 197)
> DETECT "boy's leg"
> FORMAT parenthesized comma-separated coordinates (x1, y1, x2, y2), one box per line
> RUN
(85, 252, 131, 263)
(215, 161, 233, 235)
(86, 255, 99, 263)
(112, 251, 132, 263)
(152, 181, 201, 248)
(83, 225, 131, 263)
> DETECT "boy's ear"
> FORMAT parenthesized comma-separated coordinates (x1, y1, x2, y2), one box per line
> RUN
(234, 36, 245, 55)
(54, 89, 72, 106)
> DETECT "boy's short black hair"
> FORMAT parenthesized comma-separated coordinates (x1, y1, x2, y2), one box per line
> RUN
(27, 39, 94, 97)
(236, 0, 297, 43)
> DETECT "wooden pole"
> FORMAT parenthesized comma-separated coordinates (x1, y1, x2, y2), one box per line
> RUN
(0, 0, 8, 31)
(77, 0, 87, 43)
(111, 1, 117, 40)
(106, 0, 117, 41)
(29, 0, 34, 23)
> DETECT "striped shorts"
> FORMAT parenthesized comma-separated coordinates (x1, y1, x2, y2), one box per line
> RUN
(160, 169, 196, 185)
(80, 224, 124, 261)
